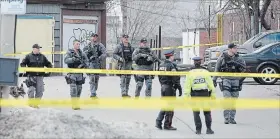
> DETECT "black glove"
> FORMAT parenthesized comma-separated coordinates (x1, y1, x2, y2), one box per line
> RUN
(174, 84, 182, 97)
(213, 80, 217, 87)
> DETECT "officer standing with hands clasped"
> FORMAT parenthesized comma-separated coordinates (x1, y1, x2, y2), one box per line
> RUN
(113, 34, 135, 98)
(184, 57, 216, 135)
(132, 38, 160, 98)
(64, 40, 89, 110)
(83, 33, 106, 99)
(20, 44, 53, 108)
(212, 43, 246, 124)
(156, 50, 182, 130)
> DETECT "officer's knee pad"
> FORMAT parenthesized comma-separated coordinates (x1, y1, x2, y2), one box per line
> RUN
(231, 86, 239, 92)
(137, 81, 144, 86)
(146, 81, 152, 90)
(222, 85, 231, 91)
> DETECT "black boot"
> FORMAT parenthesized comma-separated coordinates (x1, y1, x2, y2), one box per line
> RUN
(72, 107, 81, 110)
(90, 96, 98, 99)
(206, 128, 214, 134)
(122, 94, 131, 98)
(155, 122, 162, 130)
(164, 126, 177, 130)
(230, 119, 237, 124)
(224, 119, 229, 124)
(195, 130, 201, 134)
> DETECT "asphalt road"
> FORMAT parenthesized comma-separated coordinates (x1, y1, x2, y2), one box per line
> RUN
(16, 76, 280, 138)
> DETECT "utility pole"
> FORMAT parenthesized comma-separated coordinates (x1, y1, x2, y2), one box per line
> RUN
(217, 0, 223, 45)
(158, 26, 161, 70)
(120, 0, 128, 35)
(208, 5, 211, 43)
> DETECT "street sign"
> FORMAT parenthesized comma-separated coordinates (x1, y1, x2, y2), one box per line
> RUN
(1, 0, 26, 15)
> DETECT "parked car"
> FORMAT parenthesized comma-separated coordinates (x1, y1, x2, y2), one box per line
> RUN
(204, 30, 280, 71)
(242, 42, 280, 85)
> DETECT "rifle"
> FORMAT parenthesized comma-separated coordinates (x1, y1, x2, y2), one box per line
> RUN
(227, 60, 246, 72)
(139, 48, 162, 63)
(74, 55, 88, 68)
(86, 43, 102, 62)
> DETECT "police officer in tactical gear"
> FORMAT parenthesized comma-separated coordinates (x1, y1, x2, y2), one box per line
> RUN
(156, 50, 182, 130)
(213, 43, 246, 124)
(64, 40, 89, 110)
(20, 44, 52, 108)
(83, 33, 106, 99)
(132, 38, 160, 98)
(185, 57, 216, 135)
(113, 34, 135, 97)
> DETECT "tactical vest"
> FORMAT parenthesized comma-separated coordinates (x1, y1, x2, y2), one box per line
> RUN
(135, 57, 153, 65)
(87, 43, 102, 59)
(67, 50, 83, 68)
(122, 45, 132, 62)
(135, 48, 153, 65)
(220, 54, 239, 72)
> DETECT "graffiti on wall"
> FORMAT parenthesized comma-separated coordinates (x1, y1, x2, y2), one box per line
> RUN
(68, 28, 95, 49)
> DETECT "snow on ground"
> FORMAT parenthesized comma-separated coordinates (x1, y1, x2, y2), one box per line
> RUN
(0, 107, 151, 139)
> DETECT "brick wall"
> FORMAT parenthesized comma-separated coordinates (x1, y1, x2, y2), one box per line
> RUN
(199, 29, 217, 63)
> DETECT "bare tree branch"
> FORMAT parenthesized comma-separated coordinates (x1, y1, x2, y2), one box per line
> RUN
(260, 0, 272, 30)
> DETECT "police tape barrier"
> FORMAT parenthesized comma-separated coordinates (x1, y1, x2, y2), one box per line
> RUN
(4, 41, 238, 56)
(0, 98, 279, 110)
(4, 51, 66, 56)
(19, 67, 280, 78)
(150, 41, 237, 51)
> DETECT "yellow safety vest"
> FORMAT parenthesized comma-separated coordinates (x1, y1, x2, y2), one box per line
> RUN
(184, 68, 216, 97)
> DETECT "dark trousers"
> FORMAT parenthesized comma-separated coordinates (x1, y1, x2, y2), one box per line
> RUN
(191, 90, 212, 130)
(193, 111, 212, 130)
(156, 84, 175, 127)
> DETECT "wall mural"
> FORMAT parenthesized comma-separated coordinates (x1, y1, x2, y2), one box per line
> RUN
(67, 28, 95, 50)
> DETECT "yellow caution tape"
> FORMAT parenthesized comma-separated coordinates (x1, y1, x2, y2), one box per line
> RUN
(0, 98, 279, 110)
(4, 41, 237, 56)
(150, 41, 237, 50)
(19, 67, 280, 78)
(4, 51, 66, 56)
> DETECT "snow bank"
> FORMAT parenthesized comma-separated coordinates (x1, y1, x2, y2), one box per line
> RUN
(0, 108, 151, 138)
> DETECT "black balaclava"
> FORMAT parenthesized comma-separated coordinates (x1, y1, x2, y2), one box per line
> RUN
(194, 60, 201, 68)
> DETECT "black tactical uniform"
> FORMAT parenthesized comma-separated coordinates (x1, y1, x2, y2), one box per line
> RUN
(20, 44, 52, 108)
(156, 50, 182, 130)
